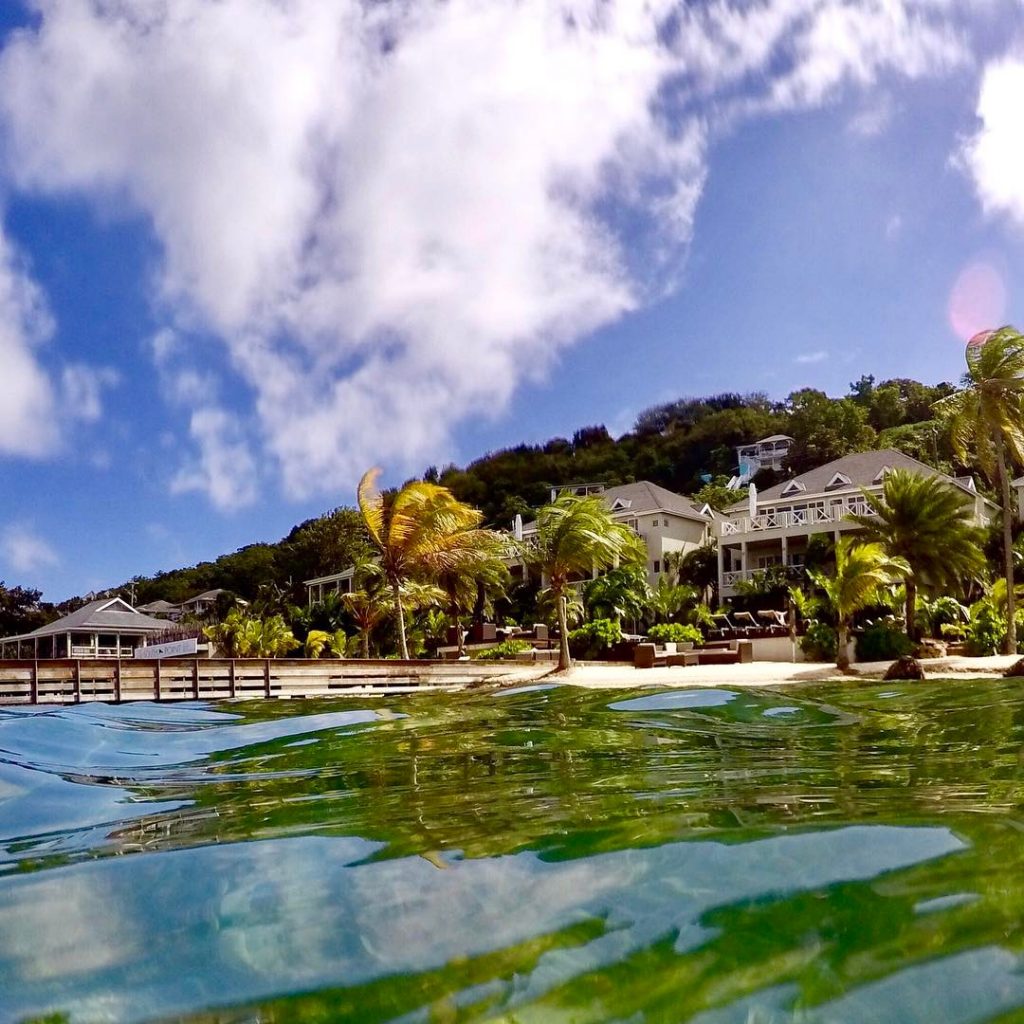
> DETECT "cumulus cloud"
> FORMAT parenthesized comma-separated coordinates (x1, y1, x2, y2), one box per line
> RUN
(149, 328, 258, 510)
(0, 217, 119, 457)
(60, 363, 120, 423)
(0, 222, 59, 458)
(1, 523, 59, 574)
(170, 407, 259, 511)
(0, 0, 1004, 503)
(962, 52, 1024, 226)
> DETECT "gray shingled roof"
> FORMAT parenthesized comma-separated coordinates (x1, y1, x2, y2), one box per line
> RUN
(523, 480, 709, 532)
(14, 598, 169, 640)
(744, 449, 989, 505)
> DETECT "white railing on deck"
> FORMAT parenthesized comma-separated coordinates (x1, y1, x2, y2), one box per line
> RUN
(722, 568, 806, 589)
(720, 499, 873, 536)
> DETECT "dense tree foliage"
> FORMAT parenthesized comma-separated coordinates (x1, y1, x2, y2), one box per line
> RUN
(40, 373, 972, 615)
(438, 379, 960, 525)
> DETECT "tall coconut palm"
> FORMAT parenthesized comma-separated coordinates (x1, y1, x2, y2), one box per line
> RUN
(357, 469, 490, 659)
(808, 538, 909, 670)
(435, 536, 510, 656)
(935, 326, 1024, 654)
(848, 469, 986, 640)
(520, 493, 645, 671)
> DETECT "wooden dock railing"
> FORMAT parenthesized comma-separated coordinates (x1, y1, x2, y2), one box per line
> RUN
(0, 658, 552, 706)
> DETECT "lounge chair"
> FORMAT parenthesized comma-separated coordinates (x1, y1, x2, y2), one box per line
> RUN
(710, 612, 736, 639)
(732, 611, 758, 634)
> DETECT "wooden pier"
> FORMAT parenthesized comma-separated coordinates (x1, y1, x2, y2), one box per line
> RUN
(0, 658, 553, 706)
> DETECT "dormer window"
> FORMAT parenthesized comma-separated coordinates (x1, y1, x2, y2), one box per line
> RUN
(781, 480, 806, 497)
(610, 498, 632, 511)
(825, 473, 852, 490)
(872, 466, 891, 484)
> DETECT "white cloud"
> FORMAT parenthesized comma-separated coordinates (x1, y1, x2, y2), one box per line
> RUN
(962, 52, 1024, 226)
(886, 213, 904, 239)
(795, 350, 828, 364)
(0, 222, 59, 457)
(61, 363, 120, 423)
(0, 1, 1005, 504)
(0, 217, 120, 458)
(848, 95, 896, 137)
(1, 523, 59, 574)
(170, 407, 259, 512)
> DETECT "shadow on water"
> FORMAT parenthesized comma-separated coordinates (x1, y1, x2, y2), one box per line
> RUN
(2, 679, 1024, 1022)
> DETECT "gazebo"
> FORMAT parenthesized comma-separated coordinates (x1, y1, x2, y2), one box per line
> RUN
(0, 597, 170, 659)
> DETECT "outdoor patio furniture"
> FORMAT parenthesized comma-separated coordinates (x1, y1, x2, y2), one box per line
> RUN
(732, 611, 758, 633)
(710, 612, 736, 639)
(666, 652, 699, 667)
(757, 610, 788, 637)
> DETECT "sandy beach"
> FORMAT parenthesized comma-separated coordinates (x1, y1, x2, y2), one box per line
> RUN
(555, 655, 1022, 689)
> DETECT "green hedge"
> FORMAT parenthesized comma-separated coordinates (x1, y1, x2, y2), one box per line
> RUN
(474, 639, 532, 661)
(646, 623, 703, 645)
(855, 624, 913, 662)
(568, 619, 622, 660)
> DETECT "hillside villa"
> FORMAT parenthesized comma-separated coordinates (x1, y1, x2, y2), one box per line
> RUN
(716, 449, 998, 599)
(729, 434, 794, 489)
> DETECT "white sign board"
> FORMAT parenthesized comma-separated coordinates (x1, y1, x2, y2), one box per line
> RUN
(134, 637, 199, 659)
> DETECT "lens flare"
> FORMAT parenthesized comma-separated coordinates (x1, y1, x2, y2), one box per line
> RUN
(948, 261, 1007, 341)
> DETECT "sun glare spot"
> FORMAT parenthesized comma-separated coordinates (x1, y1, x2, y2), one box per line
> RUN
(948, 261, 1007, 342)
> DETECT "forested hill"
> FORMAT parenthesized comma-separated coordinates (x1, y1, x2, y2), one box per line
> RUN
(4, 374, 964, 626)
(432, 375, 960, 526)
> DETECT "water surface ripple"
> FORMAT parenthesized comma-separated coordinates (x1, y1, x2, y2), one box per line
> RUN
(1, 679, 1023, 1023)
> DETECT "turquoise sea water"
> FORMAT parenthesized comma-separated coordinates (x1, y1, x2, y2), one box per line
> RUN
(2, 679, 1024, 1023)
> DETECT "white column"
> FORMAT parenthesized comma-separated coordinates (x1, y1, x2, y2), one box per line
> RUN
(717, 542, 724, 600)
(740, 540, 748, 576)
(781, 535, 788, 567)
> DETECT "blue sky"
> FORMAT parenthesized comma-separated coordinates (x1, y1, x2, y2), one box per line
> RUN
(0, 1, 1022, 601)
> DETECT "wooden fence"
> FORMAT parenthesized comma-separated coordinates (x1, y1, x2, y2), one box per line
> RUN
(0, 658, 553, 706)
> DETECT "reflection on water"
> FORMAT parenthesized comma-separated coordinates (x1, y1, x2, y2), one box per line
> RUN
(1, 680, 1024, 1022)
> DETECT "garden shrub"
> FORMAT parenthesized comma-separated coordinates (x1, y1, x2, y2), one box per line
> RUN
(965, 602, 1006, 657)
(800, 621, 837, 662)
(474, 639, 532, 661)
(855, 624, 913, 662)
(568, 618, 623, 660)
(647, 622, 703, 646)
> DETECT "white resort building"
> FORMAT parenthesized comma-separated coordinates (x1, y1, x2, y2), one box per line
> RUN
(729, 434, 794, 489)
(521, 480, 713, 583)
(716, 449, 998, 599)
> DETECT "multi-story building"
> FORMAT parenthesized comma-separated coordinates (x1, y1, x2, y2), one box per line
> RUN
(716, 449, 998, 598)
(520, 480, 713, 583)
(729, 434, 794, 489)
(305, 481, 712, 605)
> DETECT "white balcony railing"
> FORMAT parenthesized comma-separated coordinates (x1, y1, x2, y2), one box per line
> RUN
(720, 499, 873, 537)
(71, 645, 135, 658)
(721, 566, 808, 590)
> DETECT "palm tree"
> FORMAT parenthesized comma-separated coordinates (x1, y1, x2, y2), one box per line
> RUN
(520, 493, 645, 671)
(848, 469, 986, 640)
(357, 469, 490, 659)
(435, 542, 510, 656)
(583, 565, 651, 625)
(645, 576, 699, 624)
(936, 326, 1024, 654)
(808, 538, 909, 670)
(204, 611, 297, 657)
